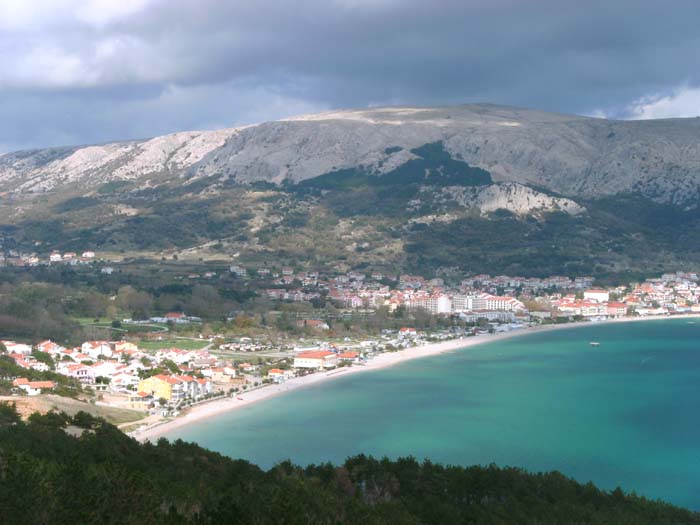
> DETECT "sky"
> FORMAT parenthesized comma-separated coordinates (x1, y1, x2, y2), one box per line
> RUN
(1, 0, 699, 152)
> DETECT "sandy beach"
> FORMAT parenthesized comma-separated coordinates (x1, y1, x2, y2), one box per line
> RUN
(130, 314, 698, 442)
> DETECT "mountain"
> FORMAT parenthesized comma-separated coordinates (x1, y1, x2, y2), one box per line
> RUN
(3, 104, 700, 203)
(2, 103, 700, 279)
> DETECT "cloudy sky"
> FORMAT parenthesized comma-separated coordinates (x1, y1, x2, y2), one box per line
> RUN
(1, 0, 699, 152)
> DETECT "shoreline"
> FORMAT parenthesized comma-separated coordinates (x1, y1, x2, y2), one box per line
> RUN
(130, 314, 700, 442)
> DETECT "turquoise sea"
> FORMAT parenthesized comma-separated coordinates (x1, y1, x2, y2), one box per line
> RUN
(166, 319, 700, 509)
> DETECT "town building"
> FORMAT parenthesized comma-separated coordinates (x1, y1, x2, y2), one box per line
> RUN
(293, 350, 338, 370)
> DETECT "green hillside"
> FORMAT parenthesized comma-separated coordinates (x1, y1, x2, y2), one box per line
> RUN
(0, 403, 698, 524)
(3, 142, 700, 279)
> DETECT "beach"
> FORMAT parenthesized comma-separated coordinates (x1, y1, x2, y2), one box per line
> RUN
(130, 315, 697, 442)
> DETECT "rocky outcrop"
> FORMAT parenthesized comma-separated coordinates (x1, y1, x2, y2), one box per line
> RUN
(435, 183, 585, 216)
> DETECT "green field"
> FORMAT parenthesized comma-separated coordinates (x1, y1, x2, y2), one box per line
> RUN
(137, 339, 210, 350)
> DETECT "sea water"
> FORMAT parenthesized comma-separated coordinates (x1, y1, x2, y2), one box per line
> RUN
(167, 319, 700, 509)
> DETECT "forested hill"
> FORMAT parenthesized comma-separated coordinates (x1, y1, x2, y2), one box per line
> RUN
(0, 403, 698, 524)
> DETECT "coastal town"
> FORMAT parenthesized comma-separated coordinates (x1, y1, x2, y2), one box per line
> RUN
(2, 256, 700, 434)
(248, 265, 700, 320)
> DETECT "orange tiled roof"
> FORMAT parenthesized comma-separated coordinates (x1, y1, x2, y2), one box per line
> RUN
(297, 350, 335, 359)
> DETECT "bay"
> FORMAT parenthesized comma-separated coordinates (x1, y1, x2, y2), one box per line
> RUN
(166, 319, 700, 509)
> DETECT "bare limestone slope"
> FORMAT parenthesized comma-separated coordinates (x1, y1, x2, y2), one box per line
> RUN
(2, 103, 700, 207)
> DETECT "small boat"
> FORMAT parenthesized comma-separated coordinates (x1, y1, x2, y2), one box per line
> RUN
(589, 341, 601, 347)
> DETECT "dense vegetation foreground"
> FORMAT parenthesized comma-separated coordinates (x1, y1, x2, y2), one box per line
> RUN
(0, 404, 697, 524)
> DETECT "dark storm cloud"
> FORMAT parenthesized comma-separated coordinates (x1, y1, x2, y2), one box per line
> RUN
(1, 0, 699, 151)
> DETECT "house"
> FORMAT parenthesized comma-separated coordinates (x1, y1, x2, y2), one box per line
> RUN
(157, 348, 191, 366)
(112, 341, 139, 353)
(81, 341, 113, 359)
(129, 391, 153, 408)
(65, 364, 95, 384)
(10, 355, 31, 369)
(36, 340, 65, 355)
(12, 378, 55, 396)
(1, 341, 33, 355)
(293, 350, 338, 370)
(82, 251, 96, 259)
(267, 368, 294, 382)
(237, 362, 258, 373)
(338, 351, 360, 362)
(196, 378, 213, 396)
(90, 361, 119, 378)
(110, 371, 139, 392)
(27, 360, 50, 372)
(210, 367, 232, 383)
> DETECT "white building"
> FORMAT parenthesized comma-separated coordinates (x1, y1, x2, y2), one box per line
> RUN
(63, 364, 95, 384)
(293, 351, 338, 370)
(90, 361, 119, 378)
(36, 340, 65, 355)
(110, 371, 140, 392)
(473, 293, 525, 312)
(268, 368, 295, 382)
(584, 289, 610, 303)
(451, 294, 474, 312)
(82, 341, 113, 359)
(13, 378, 55, 396)
(1, 341, 33, 355)
(407, 293, 452, 314)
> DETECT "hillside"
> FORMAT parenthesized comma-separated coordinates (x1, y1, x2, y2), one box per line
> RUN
(3, 104, 700, 204)
(1, 404, 698, 524)
(0, 394, 144, 425)
(2, 104, 700, 278)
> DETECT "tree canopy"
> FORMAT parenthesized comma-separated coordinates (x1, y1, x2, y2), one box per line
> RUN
(0, 403, 697, 524)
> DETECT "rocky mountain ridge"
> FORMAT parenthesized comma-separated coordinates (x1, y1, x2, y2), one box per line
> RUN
(2, 103, 700, 207)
